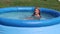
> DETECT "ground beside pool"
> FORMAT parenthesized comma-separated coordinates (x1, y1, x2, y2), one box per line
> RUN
(0, 0, 60, 11)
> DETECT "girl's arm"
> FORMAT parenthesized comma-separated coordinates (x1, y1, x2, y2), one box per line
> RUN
(24, 16, 33, 20)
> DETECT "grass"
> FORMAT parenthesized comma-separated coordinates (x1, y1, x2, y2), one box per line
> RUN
(0, 0, 60, 11)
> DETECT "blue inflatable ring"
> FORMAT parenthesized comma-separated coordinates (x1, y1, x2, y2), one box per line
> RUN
(0, 7, 60, 27)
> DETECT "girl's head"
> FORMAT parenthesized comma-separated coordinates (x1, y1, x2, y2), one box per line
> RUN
(35, 7, 40, 14)
(32, 7, 40, 16)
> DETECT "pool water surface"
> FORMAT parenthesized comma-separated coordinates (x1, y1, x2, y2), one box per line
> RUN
(0, 11, 56, 20)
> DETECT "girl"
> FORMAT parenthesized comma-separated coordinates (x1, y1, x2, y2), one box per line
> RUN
(32, 7, 41, 19)
(25, 7, 41, 20)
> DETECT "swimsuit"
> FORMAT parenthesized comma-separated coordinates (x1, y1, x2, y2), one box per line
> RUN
(31, 16, 40, 20)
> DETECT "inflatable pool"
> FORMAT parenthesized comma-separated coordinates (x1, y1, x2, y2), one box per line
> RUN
(0, 7, 60, 27)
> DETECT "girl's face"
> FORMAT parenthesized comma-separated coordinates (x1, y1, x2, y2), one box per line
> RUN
(35, 9, 39, 13)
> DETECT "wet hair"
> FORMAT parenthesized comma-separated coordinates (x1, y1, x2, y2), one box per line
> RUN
(32, 7, 40, 16)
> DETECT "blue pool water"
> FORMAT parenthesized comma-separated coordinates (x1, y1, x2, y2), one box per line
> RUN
(0, 11, 56, 20)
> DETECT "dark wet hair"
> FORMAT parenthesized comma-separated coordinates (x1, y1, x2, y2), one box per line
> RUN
(32, 7, 40, 16)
